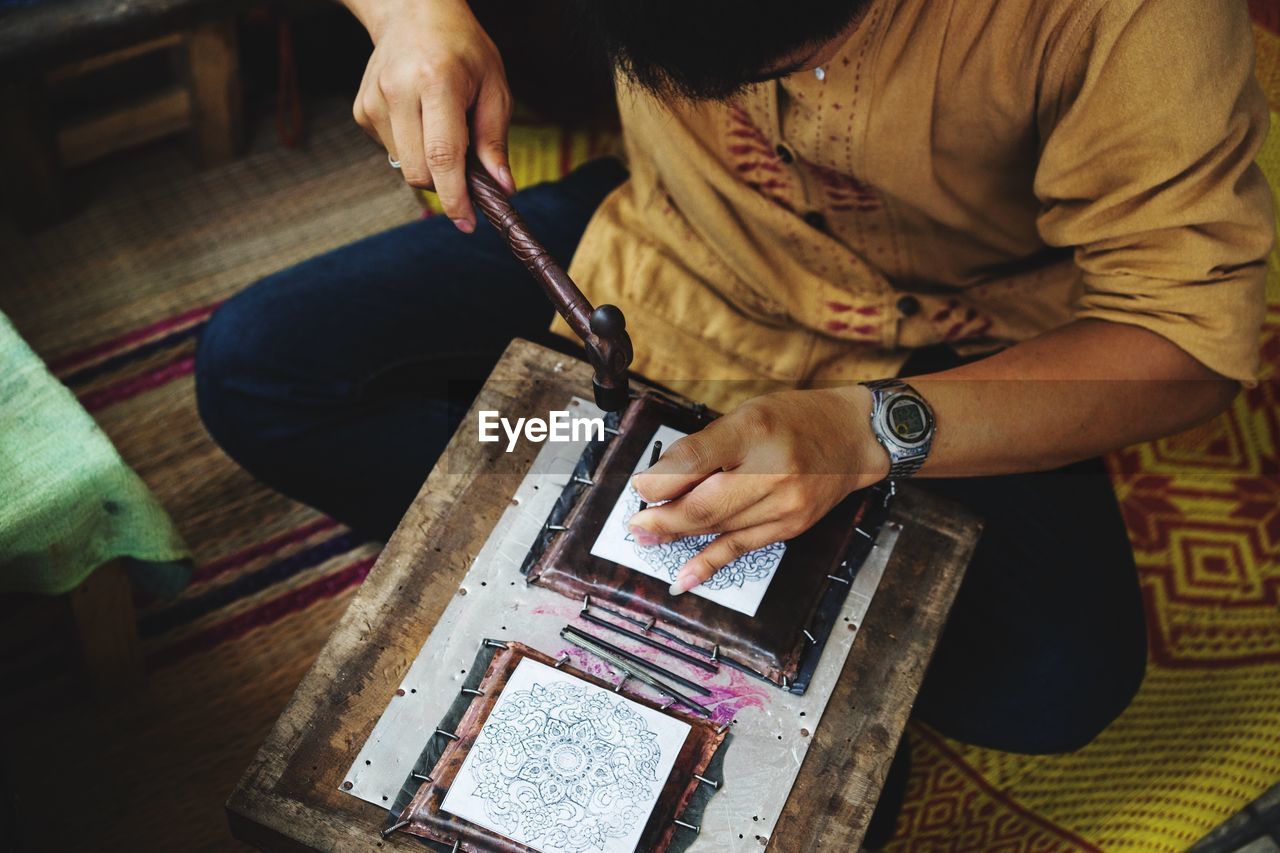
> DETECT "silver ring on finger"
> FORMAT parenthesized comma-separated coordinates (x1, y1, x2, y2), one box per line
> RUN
(388, 152, 401, 169)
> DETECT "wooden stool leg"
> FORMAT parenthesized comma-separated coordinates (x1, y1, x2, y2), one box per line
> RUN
(186, 19, 243, 166)
(69, 559, 145, 698)
(0, 77, 64, 226)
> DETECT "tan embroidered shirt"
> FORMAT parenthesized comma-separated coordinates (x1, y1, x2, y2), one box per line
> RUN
(558, 0, 1275, 413)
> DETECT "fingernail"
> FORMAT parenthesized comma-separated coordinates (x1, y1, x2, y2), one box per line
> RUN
(669, 575, 691, 595)
(629, 526, 660, 547)
(499, 166, 516, 194)
(452, 218, 474, 233)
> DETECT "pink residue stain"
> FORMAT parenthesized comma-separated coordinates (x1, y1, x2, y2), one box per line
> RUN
(554, 637, 771, 727)
(557, 647, 623, 681)
(700, 668, 770, 724)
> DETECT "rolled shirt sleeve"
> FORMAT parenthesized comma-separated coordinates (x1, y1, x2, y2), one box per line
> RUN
(1035, 0, 1275, 381)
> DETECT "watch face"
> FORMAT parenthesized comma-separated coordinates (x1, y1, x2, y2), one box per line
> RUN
(886, 396, 931, 444)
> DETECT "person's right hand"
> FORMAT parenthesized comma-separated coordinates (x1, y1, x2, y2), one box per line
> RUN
(351, 0, 514, 232)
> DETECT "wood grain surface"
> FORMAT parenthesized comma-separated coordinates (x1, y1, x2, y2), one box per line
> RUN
(0, 0, 250, 69)
(226, 338, 981, 851)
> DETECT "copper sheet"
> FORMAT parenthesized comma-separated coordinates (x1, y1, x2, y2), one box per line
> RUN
(527, 393, 869, 685)
(401, 642, 725, 852)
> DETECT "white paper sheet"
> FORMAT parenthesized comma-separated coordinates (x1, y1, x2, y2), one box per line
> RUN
(440, 657, 691, 853)
(589, 425, 785, 617)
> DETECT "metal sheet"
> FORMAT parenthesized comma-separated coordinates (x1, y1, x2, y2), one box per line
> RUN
(343, 397, 898, 850)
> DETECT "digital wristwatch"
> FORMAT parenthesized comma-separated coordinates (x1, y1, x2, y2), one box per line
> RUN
(860, 379, 936, 479)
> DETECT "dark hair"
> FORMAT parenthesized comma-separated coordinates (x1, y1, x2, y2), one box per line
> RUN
(569, 0, 868, 100)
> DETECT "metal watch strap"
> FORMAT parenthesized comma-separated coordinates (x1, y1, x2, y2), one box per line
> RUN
(885, 454, 927, 479)
(861, 379, 932, 480)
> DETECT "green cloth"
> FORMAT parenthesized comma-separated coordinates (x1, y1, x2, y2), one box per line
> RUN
(0, 312, 190, 596)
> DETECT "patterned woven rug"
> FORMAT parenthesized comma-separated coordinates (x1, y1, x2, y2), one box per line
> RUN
(2, 19, 1276, 849)
(2, 105, 614, 679)
(0, 100, 613, 851)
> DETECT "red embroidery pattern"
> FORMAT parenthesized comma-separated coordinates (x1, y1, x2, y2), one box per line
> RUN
(824, 320, 878, 336)
(825, 301, 882, 317)
(807, 161, 881, 213)
(930, 299, 994, 342)
(726, 105, 794, 212)
(823, 300, 883, 339)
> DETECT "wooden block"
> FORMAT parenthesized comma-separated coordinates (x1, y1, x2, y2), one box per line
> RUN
(225, 340, 981, 851)
(185, 19, 242, 167)
(56, 85, 192, 168)
(772, 484, 981, 846)
(0, 13, 244, 214)
(45, 32, 183, 82)
(68, 558, 145, 699)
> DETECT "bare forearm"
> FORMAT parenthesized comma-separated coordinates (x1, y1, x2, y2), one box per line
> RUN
(637, 318, 1236, 505)
(340, 0, 441, 39)
(338, 0, 397, 39)
(903, 319, 1239, 477)
(630, 319, 1241, 586)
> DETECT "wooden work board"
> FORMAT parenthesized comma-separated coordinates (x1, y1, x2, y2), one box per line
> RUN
(226, 338, 982, 851)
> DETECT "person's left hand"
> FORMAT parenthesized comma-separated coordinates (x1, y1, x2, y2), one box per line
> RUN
(628, 385, 889, 595)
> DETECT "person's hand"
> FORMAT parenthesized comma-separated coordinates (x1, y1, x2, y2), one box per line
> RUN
(628, 386, 889, 595)
(351, 0, 514, 232)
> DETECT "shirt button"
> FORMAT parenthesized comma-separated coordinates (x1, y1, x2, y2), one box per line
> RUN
(897, 295, 921, 317)
(814, 67, 826, 81)
(775, 143, 795, 163)
(802, 210, 827, 231)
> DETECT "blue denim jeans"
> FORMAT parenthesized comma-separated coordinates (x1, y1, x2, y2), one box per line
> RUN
(195, 157, 1145, 845)
(196, 159, 625, 539)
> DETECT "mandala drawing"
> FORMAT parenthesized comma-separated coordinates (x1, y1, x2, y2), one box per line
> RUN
(466, 678, 665, 851)
(620, 486, 786, 591)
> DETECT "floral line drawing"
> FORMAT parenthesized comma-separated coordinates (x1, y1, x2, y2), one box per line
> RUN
(466, 678, 664, 851)
(620, 486, 785, 591)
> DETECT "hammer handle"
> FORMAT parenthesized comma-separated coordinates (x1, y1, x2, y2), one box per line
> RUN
(466, 165, 595, 344)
